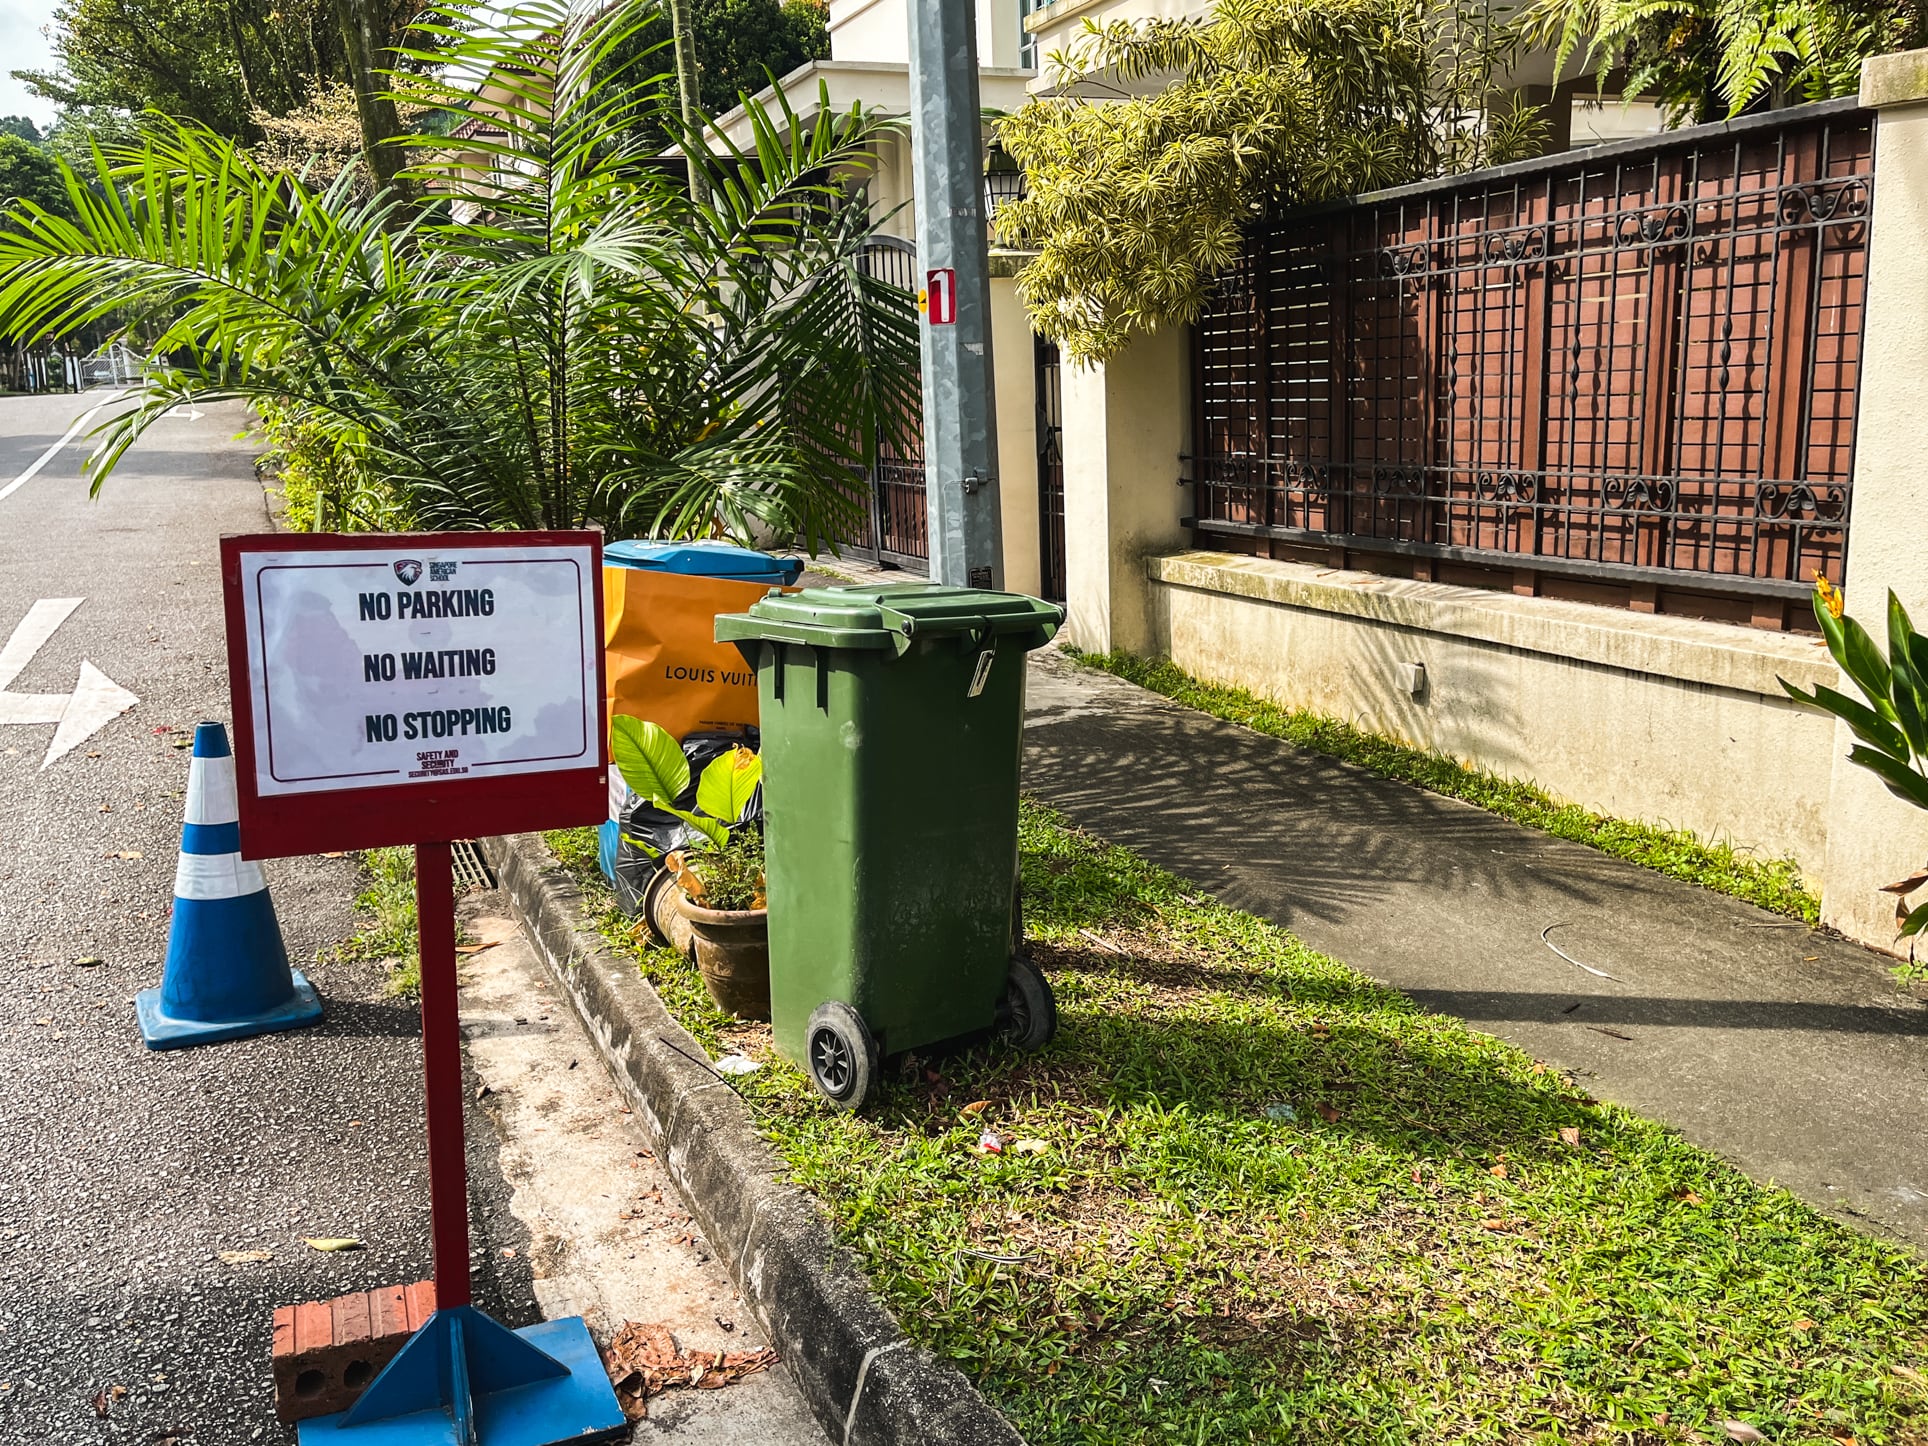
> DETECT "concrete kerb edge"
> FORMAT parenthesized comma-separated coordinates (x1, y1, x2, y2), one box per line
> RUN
(483, 832, 1028, 1446)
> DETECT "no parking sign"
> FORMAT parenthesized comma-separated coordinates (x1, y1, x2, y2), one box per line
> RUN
(220, 531, 607, 857)
(218, 531, 624, 1441)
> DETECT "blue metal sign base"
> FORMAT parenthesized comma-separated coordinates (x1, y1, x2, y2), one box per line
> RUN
(296, 1307, 627, 1446)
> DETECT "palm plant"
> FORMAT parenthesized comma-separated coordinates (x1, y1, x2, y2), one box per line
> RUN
(0, 0, 921, 547)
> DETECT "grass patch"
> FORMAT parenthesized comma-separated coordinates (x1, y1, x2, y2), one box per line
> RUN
(545, 813, 1926, 1444)
(1068, 647, 1819, 925)
(337, 846, 421, 996)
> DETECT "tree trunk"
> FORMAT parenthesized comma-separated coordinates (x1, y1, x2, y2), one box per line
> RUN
(666, 0, 710, 206)
(334, 0, 412, 204)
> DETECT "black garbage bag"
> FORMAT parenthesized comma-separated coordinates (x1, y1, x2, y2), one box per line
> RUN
(611, 728, 760, 918)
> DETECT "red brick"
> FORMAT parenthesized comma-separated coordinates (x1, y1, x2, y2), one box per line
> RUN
(270, 1282, 436, 1424)
(370, 1285, 408, 1339)
(405, 1280, 436, 1332)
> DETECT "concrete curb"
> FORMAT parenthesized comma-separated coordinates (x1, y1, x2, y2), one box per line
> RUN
(484, 832, 1027, 1446)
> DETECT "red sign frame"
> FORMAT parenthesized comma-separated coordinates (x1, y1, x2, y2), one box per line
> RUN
(220, 531, 608, 860)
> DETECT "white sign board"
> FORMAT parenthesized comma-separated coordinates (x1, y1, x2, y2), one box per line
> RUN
(235, 541, 600, 798)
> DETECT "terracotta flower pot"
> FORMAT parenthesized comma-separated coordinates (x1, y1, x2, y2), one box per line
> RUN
(672, 891, 771, 1022)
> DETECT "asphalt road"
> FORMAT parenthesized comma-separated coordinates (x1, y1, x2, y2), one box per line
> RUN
(0, 392, 545, 1443)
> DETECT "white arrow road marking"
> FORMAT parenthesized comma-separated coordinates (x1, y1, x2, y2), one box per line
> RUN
(0, 600, 140, 767)
(0, 391, 126, 506)
(0, 598, 82, 691)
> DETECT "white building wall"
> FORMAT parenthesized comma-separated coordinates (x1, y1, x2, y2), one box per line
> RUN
(830, 0, 1027, 69)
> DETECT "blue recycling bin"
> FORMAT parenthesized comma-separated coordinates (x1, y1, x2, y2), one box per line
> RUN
(604, 540, 805, 587)
(598, 541, 802, 880)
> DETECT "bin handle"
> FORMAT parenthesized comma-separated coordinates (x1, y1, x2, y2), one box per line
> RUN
(871, 605, 919, 657)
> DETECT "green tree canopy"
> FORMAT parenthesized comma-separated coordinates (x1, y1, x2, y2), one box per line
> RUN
(0, 135, 74, 218)
(683, 0, 828, 114)
(996, 0, 1545, 364)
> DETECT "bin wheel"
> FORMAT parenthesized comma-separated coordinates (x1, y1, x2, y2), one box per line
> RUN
(805, 1002, 877, 1111)
(999, 958, 1057, 1052)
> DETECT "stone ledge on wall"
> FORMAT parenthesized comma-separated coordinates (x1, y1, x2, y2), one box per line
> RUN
(1140, 547, 1840, 880)
(1149, 550, 1837, 700)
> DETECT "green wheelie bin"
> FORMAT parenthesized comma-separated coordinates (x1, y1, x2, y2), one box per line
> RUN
(715, 583, 1065, 1109)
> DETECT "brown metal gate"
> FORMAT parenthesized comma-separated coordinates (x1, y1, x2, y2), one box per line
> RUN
(1036, 336, 1065, 601)
(1190, 99, 1874, 627)
(841, 237, 931, 572)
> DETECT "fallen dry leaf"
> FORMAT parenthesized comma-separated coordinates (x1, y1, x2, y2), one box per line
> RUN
(1675, 1190, 1705, 1207)
(303, 1237, 364, 1252)
(1489, 1164, 1509, 1179)
(602, 1321, 777, 1421)
(1720, 1422, 1765, 1444)
(219, 1249, 272, 1265)
(1558, 1126, 1581, 1147)
(1012, 1139, 1048, 1155)
(1313, 1102, 1341, 1124)
(454, 942, 499, 956)
(91, 1389, 108, 1419)
(1479, 1219, 1512, 1232)
(959, 1100, 990, 1117)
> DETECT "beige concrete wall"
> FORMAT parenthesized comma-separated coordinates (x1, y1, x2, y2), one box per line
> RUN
(1027, 0, 1209, 54)
(1150, 552, 1842, 875)
(830, 0, 1027, 67)
(991, 275, 1042, 596)
(1817, 54, 1928, 949)
(1060, 328, 1190, 653)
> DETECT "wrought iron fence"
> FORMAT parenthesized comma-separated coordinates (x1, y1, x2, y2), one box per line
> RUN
(838, 236, 930, 570)
(1036, 337, 1065, 601)
(1190, 99, 1874, 616)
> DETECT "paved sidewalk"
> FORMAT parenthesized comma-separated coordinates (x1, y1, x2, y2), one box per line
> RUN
(1021, 650, 1928, 1249)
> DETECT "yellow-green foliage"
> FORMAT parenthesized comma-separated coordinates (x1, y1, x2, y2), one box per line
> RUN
(995, 0, 1548, 364)
(259, 401, 413, 533)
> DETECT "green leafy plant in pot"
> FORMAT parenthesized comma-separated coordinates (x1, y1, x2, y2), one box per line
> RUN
(611, 716, 772, 1020)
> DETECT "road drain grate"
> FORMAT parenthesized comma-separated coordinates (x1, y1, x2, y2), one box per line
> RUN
(451, 840, 497, 892)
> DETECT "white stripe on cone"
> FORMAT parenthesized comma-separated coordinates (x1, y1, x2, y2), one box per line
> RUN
(175, 737, 264, 901)
(184, 753, 239, 826)
(175, 852, 269, 902)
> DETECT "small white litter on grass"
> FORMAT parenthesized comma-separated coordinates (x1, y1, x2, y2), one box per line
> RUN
(713, 1055, 762, 1077)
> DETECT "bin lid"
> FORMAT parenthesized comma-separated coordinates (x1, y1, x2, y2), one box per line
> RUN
(606, 539, 803, 584)
(714, 583, 1064, 653)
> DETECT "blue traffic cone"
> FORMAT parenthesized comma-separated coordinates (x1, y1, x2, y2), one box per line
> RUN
(136, 722, 323, 1050)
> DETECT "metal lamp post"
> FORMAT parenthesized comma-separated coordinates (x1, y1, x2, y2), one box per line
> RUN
(908, 0, 1004, 589)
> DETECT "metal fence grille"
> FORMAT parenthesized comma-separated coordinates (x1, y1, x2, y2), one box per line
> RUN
(840, 237, 930, 571)
(1191, 99, 1873, 616)
(1036, 337, 1066, 601)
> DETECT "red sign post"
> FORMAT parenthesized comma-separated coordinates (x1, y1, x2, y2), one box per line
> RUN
(221, 532, 625, 1443)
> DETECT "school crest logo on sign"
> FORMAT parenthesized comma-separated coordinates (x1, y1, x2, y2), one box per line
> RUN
(394, 559, 423, 586)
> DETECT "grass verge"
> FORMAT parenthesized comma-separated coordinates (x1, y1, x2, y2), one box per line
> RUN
(1066, 647, 1819, 925)
(545, 812, 1925, 1445)
(336, 846, 422, 996)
